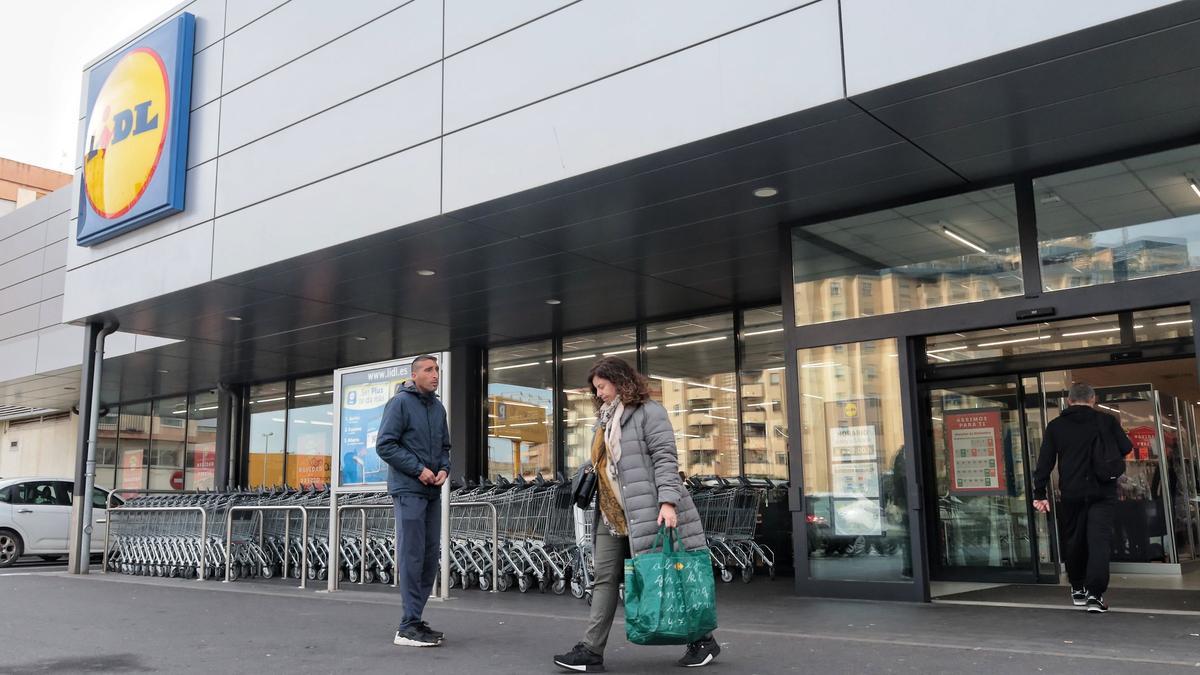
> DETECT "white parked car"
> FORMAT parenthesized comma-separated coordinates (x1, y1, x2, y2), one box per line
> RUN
(0, 476, 120, 567)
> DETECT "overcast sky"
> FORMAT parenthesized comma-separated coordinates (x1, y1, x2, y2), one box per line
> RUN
(0, 0, 180, 174)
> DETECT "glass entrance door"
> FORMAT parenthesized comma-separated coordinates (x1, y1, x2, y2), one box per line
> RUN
(925, 377, 1042, 581)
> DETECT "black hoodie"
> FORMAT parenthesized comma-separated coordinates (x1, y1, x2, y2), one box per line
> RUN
(1032, 405, 1133, 501)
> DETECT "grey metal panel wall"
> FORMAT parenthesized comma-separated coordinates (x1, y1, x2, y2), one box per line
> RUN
(443, 0, 575, 54)
(840, 0, 1178, 96)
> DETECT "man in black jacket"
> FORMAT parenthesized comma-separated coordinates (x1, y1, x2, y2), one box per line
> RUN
(1032, 382, 1132, 613)
(375, 355, 450, 647)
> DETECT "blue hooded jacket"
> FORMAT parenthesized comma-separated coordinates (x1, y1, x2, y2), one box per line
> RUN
(374, 382, 451, 498)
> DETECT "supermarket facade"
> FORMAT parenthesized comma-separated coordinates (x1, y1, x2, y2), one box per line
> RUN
(5, 0, 1200, 601)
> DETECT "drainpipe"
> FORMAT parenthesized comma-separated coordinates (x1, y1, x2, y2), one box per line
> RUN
(78, 321, 118, 573)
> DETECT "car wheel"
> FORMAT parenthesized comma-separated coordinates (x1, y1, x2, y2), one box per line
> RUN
(0, 529, 22, 567)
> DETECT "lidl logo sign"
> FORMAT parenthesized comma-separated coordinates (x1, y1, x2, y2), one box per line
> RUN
(77, 13, 194, 246)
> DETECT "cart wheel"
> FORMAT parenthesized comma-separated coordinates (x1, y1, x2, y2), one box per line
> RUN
(317, 568, 328, 582)
(168, 566, 179, 579)
(368, 569, 380, 584)
(338, 568, 347, 583)
(479, 573, 492, 592)
(741, 566, 754, 583)
(570, 577, 585, 599)
(229, 566, 240, 581)
(448, 572, 459, 589)
(465, 572, 477, 589)
(518, 575, 531, 593)
(586, 591, 593, 606)
(348, 567, 360, 584)
(379, 570, 392, 585)
(552, 578, 567, 595)
(290, 565, 301, 579)
(306, 565, 317, 581)
(720, 568, 734, 583)
(261, 564, 275, 580)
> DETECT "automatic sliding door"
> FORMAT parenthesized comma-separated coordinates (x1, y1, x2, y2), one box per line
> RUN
(927, 378, 1037, 580)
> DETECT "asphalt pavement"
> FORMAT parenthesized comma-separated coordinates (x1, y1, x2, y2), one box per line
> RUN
(2, 571, 1200, 674)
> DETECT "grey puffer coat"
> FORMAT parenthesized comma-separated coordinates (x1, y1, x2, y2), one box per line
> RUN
(592, 400, 707, 557)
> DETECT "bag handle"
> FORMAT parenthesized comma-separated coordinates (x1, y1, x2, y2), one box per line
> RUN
(651, 525, 679, 554)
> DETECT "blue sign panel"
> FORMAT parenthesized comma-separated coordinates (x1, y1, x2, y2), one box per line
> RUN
(77, 13, 195, 246)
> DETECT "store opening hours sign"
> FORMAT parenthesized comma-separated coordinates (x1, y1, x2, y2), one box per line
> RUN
(946, 409, 1006, 494)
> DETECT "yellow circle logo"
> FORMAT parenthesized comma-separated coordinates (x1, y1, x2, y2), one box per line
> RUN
(674, 562, 685, 571)
(83, 47, 170, 219)
(844, 402, 858, 418)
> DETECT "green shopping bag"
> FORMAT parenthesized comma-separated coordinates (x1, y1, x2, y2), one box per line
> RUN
(624, 526, 718, 645)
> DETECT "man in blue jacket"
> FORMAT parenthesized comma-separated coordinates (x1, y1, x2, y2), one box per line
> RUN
(375, 354, 450, 647)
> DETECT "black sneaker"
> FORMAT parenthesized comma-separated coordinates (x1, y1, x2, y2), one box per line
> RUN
(1070, 587, 1087, 607)
(1086, 594, 1109, 613)
(678, 636, 721, 668)
(417, 621, 444, 642)
(553, 642, 605, 672)
(393, 624, 438, 647)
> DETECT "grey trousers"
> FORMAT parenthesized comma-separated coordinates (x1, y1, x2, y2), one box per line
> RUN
(584, 526, 629, 655)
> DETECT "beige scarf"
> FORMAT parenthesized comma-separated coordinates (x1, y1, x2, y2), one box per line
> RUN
(593, 400, 627, 535)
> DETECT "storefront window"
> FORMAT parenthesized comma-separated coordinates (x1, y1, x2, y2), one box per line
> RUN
(645, 313, 737, 478)
(149, 396, 187, 490)
(186, 390, 218, 490)
(793, 188, 1022, 326)
(114, 401, 151, 491)
(741, 307, 788, 480)
(1134, 306, 1195, 343)
(798, 338, 911, 581)
(287, 375, 334, 487)
(562, 328, 637, 475)
(95, 405, 119, 490)
(1036, 144, 1200, 291)
(487, 342, 554, 480)
(247, 381, 287, 488)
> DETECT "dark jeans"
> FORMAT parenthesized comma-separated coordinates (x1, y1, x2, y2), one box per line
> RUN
(1057, 496, 1116, 595)
(394, 494, 440, 628)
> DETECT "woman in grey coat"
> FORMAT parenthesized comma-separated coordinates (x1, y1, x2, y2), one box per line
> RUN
(553, 357, 719, 672)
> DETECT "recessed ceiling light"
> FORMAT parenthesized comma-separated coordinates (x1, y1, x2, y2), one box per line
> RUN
(354, 336, 368, 341)
(417, 269, 436, 277)
(1187, 174, 1200, 200)
(545, 299, 562, 305)
(753, 187, 778, 198)
(157, 369, 170, 374)
(227, 315, 242, 321)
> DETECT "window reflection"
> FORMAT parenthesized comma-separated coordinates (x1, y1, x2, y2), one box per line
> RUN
(287, 375, 334, 488)
(794, 189, 1022, 326)
(186, 390, 218, 490)
(645, 314, 737, 478)
(798, 339, 911, 581)
(115, 401, 151, 491)
(149, 396, 187, 490)
(487, 342, 555, 480)
(247, 381, 287, 488)
(741, 307, 788, 480)
(95, 406, 119, 490)
(1036, 145, 1200, 291)
(562, 328, 637, 475)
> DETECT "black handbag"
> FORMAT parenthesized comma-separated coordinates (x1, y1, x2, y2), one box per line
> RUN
(571, 463, 597, 509)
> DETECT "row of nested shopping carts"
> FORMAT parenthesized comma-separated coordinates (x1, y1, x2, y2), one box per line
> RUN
(104, 475, 784, 597)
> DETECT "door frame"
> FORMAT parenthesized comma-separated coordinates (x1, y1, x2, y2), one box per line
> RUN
(919, 373, 1053, 584)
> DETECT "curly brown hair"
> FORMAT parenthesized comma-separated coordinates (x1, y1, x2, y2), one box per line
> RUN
(587, 356, 651, 409)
